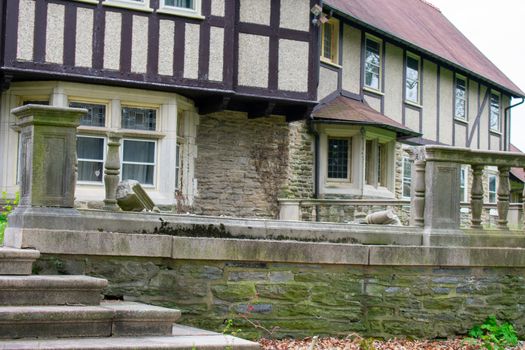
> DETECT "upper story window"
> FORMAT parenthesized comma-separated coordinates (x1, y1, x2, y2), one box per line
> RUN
(327, 138, 350, 180)
(405, 54, 420, 104)
(158, 0, 202, 17)
(490, 92, 501, 132)
(455, 76, 467, 120)
(321, 18, 339, 65)
(364, 36, 382, 91)
(70, 102, 106, 127)
(103, 0, 152, 12)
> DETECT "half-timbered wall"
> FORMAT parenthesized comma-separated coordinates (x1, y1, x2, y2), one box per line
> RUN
(318, 21, 512, 152)
(2, 0, 318, 107)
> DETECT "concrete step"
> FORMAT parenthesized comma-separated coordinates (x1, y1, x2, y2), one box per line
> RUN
(0, 325, 260, 349)
(0, 302, 181, 339)
(0, 275, 108, 306)
(0, 248, 40, 275)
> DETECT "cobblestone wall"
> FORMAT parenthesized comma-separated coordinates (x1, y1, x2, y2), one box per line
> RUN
(36, 255, 525, 340)
(285, 121, 314, 199)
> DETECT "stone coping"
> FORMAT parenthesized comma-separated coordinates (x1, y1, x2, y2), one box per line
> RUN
(10, 228, 525, 268)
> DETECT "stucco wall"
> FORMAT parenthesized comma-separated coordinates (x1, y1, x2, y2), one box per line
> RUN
(341, 25, 361, 95)
(193, 111, 291, 218)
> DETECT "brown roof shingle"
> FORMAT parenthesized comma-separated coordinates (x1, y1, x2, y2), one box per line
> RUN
(312, 95, 420, 138)
(325, 0, 524, 97)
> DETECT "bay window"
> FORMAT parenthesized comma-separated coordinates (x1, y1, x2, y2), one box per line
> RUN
(77, 136, 105, 183)
(327, 138, 350, 180)
(122, 139, 156, 185)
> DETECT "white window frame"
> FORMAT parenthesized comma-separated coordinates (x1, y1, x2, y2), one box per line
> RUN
(454, 75, 468, 121)
(490, 91, 501, 132)
(157, 0, 203, 18)
(364, 35, 383, 92)
(326, 137, 351, 181)
(402, 157, 412, 199)
(320, 17, 340, 66)
(405, 53, 421, 104)
(488, 173, 497, 204)
(121, 138, 157, 187)
(76, 135, 107, 186)
(103, 0, 153, 12)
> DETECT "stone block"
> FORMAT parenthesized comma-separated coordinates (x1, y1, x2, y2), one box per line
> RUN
(0, 248, 40, 275)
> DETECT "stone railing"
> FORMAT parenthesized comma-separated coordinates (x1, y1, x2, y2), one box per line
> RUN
(410, 145, 525, 232)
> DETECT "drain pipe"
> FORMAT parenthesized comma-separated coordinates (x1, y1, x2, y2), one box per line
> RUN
(505, 97, 524, 151)
(307, 116, 321, 221)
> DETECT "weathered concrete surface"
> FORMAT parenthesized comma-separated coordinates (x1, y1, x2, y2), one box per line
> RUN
(0, 248, 40, 275)
(0, 275, 107, 306)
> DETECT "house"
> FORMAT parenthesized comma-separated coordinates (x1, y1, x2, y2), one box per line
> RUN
(0, 0, 523, 221)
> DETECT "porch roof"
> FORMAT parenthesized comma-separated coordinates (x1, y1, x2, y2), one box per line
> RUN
(312, 95, 421, 138)
(510, 144, 525, 183)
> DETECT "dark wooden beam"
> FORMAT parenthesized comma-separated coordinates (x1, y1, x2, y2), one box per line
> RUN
(197, 95, 231, 115)
(285, 104, 314, 122)
(1, 74, 12, 91)
(248, 101, 276, 118)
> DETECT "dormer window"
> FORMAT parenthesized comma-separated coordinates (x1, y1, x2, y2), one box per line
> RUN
(320, 18, 339, 65)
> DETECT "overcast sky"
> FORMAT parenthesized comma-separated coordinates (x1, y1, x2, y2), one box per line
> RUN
(428, 0, 525, 150)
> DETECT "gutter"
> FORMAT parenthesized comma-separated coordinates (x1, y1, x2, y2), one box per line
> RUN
(505, 97, 525, 151)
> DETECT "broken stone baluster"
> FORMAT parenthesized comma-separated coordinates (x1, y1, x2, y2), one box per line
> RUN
(497, 166, 510, 230)
(103, 132, 122, 211)
(470, 165, 484, 229)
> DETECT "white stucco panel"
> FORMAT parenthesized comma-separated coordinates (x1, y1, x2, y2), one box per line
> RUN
(383, 43, 403, 124)
(318, 66, 338, 100)
(211, 0, 225, 17)
(46, 4, 65, 64)
(439, 68, 453, 145)
(183, 23, 200, 79)
(238, 34, 269, 88)
(278, 39, 309, 92)
(17, 0, 35, 61)
(103, 12, 122, 70)
(239, 0, 271, 26)
(364, 95, 381, 113)
(75, 8, 94, 68)
(490, 134, 501, 151)
(422, 60, 438, 141)
(209, 27, 224, 82)
(131, 15, 149, 73)
(280, 0, 310, 31)
(341, 25, 361, 95)
(455, 123, 467, 147)
(405, 107, 420, 133)
(158, 20, 175, 76)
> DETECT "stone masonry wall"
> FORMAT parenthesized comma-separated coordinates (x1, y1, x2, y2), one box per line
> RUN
(193, 111, 290, 218)
(284, 120, 314, 199)
(35, 255, 525, 340)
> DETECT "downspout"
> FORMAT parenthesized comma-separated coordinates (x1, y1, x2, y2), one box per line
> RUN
(505, 97, 525, 151)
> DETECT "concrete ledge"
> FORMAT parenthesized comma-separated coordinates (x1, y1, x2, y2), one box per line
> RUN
(0, 248, 40, 275)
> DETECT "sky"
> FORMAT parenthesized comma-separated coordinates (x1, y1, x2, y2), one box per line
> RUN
(429, 0, 525, 151)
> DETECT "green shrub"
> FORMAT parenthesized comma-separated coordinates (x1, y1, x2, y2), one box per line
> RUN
(466, 315, 518, 350)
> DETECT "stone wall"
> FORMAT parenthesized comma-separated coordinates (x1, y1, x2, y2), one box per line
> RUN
(284, 121, 314, 199)
(35, 254, 525, 340)
(193, 111, 290, 218)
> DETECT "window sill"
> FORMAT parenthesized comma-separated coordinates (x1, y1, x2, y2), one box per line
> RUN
(363, 87, 384, 96)
(320, 58, 342, 69)
(454, 117, 468, 125)
(73, 0, 99, 4)
(489, 129, 502, 136)
(103, 1, 154, 13)
(156, 7, 205, 20)
(119, 129, 166, 139)
(404, 100, 422, 109)
(78, 126, 109, 135)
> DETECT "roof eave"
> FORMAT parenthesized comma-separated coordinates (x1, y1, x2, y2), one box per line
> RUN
(312, 117, 422, 139)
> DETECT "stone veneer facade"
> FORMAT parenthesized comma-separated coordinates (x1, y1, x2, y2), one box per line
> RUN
(35, 254, 525, 340)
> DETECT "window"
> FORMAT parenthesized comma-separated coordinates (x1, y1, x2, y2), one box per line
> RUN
(77, 136, 105, 183)
(455, 76, 467, 120)
(103, 0, 151, 11)
(405, 54, 420, 103)
(70, 102, 106, 127)
(327, 138, 350, 180)
(402, 157, 412, 198)
(122, 106, 157, 131)
(321, 18, 339, 64)
(490, 92, 501, 132)
(163, 0, 194, 10)
(488, 174, 497, 203)
(365, 140, 389, 187)
(364, 37, 382, 91)
(175, 143, 182, 190)
(158, 0, 201, 16)
(122, 139, 156, 185)
(460, 166, 468, 202)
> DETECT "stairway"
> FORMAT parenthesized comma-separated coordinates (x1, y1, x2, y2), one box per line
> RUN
(0, 247, 259, 349)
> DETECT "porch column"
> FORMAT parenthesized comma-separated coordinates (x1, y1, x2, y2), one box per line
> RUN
(497, 166, 510, 230)
(470, 165, 484, 229)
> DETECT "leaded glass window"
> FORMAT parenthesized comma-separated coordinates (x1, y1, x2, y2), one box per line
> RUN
(405, 55, 420, 103)
(490, 93, 500, 131)
(365, 38, 381, 90)
(455, 77, 467, 120)
(70, 102, 106, 127)
(77, 136, 105, 183)
(327, 138, 349, 179)
(163, 0, 193, 9)
(122, 139, 156, 185)
(122, 107, 157, 131)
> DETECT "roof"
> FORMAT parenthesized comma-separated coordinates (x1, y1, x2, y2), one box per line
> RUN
(312, 95, 421, 138)
(324, 0, 525, 97)
(510, 144, 525, 183)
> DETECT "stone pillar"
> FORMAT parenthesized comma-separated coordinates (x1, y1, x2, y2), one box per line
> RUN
(410, 160, 426, 227)
(497, 166, 510, 230)
(12, 105, 85, 208)
(103, 132, 122, 211)
(470, 165, 484, 229)
(278, 200, 300, 221)
(424, 161, 461, 231)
